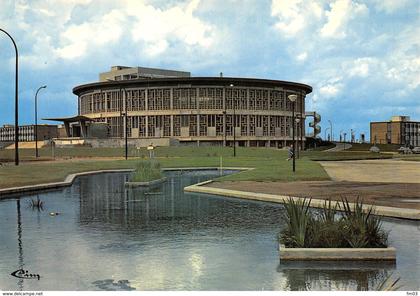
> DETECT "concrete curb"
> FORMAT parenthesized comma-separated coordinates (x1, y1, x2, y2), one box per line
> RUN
(0, 169, 134, 198)
(0, 166, 247, 198)
(125, 177, 167, 187)
(184, 181, 420, 220)
(279, 244, 396, 261)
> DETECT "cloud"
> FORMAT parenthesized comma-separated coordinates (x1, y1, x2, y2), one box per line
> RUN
(320, 0, 368, 38)
(127, 0, 213, 56)
(372, 0, 411, 13)
(56, 10, 125, 59)
(4, 0, 214, 64)
(271, 0, 323, 37)
(296, 52, 308, 62)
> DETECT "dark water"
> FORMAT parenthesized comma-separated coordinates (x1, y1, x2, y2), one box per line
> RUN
(0, 170, 418, 291)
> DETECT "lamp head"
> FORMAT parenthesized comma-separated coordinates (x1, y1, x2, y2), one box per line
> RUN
(288, 94, 297, 102)
(229, 84, 234, 87)
(41, 85, 47, 89)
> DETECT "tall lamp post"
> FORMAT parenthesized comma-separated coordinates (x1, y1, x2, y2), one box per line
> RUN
(324, 127, 330, 142)
(295, 117, 300, 158)
(288, 94, 297, 172)
(328, 120, 333, 142)
(34, 85, 47, 158)
(343, 132, 347, 150)
(1, 28, 19, 165)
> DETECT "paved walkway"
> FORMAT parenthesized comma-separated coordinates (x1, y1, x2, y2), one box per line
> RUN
(319, 159, 420, 183)
(206, 180, 420, 210)
(324, 142, 352, 151)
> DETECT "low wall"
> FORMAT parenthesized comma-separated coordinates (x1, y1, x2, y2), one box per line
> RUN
(53, 137, 180, 148)
(279, 244, 396, 261)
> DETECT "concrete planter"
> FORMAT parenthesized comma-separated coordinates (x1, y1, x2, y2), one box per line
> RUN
(125, 177, 167, 187)
(279, 244, 396, 261)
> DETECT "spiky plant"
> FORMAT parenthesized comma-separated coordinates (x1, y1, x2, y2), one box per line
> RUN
(340, 197, 388, 248)
(376, 273, 401, 291)
(281, 197, 312, 247)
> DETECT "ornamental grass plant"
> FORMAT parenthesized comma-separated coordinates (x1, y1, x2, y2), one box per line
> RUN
(280, 197, 389, 248)
(131, 160, 163, 182)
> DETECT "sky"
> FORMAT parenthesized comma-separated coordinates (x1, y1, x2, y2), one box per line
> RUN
(0, 0, 419, 140)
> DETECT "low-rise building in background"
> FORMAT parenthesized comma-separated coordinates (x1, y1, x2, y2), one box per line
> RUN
(370, 116, 420, 146)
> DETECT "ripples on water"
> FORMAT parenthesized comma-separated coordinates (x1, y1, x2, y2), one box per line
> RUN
(0, 170, 418, 291)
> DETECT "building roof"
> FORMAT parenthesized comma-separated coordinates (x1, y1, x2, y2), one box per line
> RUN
(43, 115, 94, 123)
(73, 77, 313, 96)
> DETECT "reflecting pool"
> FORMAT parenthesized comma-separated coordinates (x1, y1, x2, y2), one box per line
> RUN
(0, 170, 418, 290)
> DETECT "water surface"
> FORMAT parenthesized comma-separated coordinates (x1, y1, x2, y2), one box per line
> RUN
(0, 170, 418, 291)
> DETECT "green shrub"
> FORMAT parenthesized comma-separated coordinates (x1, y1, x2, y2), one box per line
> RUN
(131, 160, 163, 182)
(280, 197, 388, 248)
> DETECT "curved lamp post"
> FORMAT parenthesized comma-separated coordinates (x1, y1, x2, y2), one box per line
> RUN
(288, 94, 297, 172)
(35, 85, 47, 158)
(0, 28, 19, 165)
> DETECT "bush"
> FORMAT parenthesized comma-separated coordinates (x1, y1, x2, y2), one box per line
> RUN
(280, 197, 388, 248)
(131, 160, 163, 182)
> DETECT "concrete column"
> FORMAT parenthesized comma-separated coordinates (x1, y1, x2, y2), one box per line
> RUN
(247, 114, 250, 137)
(145, 87, 148, 111)
(145, 116, 148, 137)
(170, 87, 173, 109)
(170, 115, 174, 136)
(64, 122, 70, 137)
(247, 88, 250, 110)
(197, 114, 200, 137)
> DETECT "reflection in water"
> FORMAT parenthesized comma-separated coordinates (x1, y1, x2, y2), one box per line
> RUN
(16, 200, 24, 291)
(278, 261, 396, 290)
(0, 170, 418, 291)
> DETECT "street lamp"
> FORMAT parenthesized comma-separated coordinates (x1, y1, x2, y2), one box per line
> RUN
(324, 127, 330, 142)
(328, 120, 333, 142)
(295, 117, 300, 158)
(34, 85, 47, 158)
(288, 94, 297, 172)
(1, 28, 19, 165)
(343, 132, 347, 150)
(230, 83, 236, 157)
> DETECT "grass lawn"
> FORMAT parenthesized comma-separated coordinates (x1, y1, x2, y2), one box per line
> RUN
(397, 155, 420, 161)
(0, 147, 332, 189)
(347, 143, 401, 152)
(302, 150, 393, 161)
(0, 146, 396, 189)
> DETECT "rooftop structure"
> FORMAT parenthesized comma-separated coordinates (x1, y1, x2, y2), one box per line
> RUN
(99, 66, 191, 82)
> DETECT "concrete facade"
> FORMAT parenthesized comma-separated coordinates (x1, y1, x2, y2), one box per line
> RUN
(73, 76, 312, 147)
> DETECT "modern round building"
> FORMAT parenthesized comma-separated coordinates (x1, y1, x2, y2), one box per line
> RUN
(72, 75, 312, 147)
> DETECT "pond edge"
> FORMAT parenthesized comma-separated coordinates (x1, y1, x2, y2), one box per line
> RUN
(184, 180, 420, 220)
(279, 244, 396, 261)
